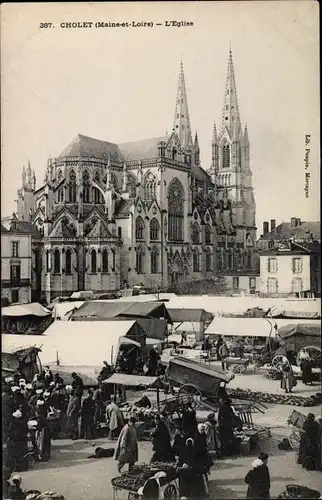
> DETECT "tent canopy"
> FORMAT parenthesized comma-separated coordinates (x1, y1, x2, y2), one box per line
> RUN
(2, 320, 137, 367)
(278, 323, 321, 339)
(71, 301, 171, 321)
(205, 317, 319, 338)
(167, 308, 213, 323)
(103, 373, 159, 387)
(173, 322, 201, 333)
(2, 303, 51, 318)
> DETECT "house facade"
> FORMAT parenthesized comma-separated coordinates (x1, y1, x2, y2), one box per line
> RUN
(12, 51, 257, 303)
(1, 218, 33, 304)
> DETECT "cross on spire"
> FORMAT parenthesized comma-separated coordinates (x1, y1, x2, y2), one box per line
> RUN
(220, 47, 242, 137)
(173, 59, 193, 149)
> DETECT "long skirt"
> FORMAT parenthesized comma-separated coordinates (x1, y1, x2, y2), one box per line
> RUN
(6, 439, 29, 472)
(179, 468, 207, 498)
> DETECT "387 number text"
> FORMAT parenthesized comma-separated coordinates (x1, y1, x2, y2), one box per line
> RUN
(39, 23, 54, 28)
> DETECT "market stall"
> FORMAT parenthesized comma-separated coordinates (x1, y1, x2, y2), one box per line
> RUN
(2, 302, 52, 335)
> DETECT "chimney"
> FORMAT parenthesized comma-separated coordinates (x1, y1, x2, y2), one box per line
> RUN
(270, 219, 276, 231)
(291, 217, 297, 227)
(263, 221, 269, 236)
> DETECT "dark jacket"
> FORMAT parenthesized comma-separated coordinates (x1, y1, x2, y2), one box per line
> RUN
(7, 484, 25, 500)
(245, 463, 270, 499)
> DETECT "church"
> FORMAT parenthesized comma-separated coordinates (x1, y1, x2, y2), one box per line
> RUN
(15, 50, 257, 303)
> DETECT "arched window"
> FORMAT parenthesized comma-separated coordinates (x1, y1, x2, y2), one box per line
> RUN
(228, 250, 233, 269)
(151, 246, 159, 274)
(205, 225, 211, 244)
(83, 170, 90, 203)
(216, 248, 223, 271)
(102, 249, 108, 273)
(191, 222, 200, 243)
(206, 250, 212, 272)
(94, 170, 101, 183)
(92, 187, 103, 204)
(68, 170, 77, 203)
(193, 250, 200, 272)
(135, 217, 144, 240)
(46, 250, 50, 272)
(111, 249, 116, 272)
(172, 148, 177, 161)
(127, 174, 137, 198)
(150, 218, 160, 241)
(247, 251, 252, 269)
(222, 143, 230, 169)
(57, 170, 63, 182)
(136, 246, 144, 274)
(65, 249, 72, 274)
(168, 179, 184, 241)
(57, 187, 64, 203)
(144, 173, 157, 201)
(91, 249, 97, 273)
(53, 249, 61, 273)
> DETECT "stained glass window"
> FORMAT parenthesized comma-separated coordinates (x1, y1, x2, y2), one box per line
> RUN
(168, 179, 184, 241)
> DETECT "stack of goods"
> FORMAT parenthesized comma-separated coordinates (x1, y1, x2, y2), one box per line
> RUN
(25, 491, 65, 500)
(277, 484, 321, 499)
(228, 388, 322, 407)
(111, 463, 177, 493)
(121, 405, 158, 422)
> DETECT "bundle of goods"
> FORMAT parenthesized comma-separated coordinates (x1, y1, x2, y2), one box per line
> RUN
(111, 463, 177, 493)
(277, 484, 321, 499)
(25, 490, 65, 500)
(121, 405, 158, 422)
(227, 388, 322, 407)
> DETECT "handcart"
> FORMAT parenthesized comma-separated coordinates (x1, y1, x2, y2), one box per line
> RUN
(111, 462, 179, 500)
(226, 357, 250, 374)
(164, 356, 271, 445)
(287, 409, 307, 451)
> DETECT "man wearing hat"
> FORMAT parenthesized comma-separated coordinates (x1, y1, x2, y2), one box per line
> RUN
(244, 452, 270, 499)
(2, 384, 14, 441)
(147, 345, 160, 377)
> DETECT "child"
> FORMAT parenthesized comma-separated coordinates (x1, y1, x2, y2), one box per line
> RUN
(8, 475, 25, 500)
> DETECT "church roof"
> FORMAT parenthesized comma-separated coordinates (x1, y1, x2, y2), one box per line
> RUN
(86, 219, 112, 238)
(258, 221, 320, 242)
(58, 134, 121, 162)
(1, 223, 9, 233)
(9, 221, 42, 237)
(115, 199, 134, 216)
(118, 136, 169, 161)
(191, 164, 211, 182)
(49, 221, 75, 238)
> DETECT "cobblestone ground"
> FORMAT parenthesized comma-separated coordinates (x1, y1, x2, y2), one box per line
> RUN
(17, 404, 322, 500)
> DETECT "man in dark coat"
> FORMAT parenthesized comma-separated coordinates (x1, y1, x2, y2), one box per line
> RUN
(2, 386, 14, 440)
(66, 391, 81, 440)
(300, 358, 313, 385)
(297, 413, 320, 471)
(6, 410, 29, 472)
(245, 452, 270, 499)
(147, 346, 160, 376)
(216, 335, 224, 361)
(217, 398, 237, 457)
(71, 372, 84, 397)
(43, 366, 54, 389)
(80, 389, 95, 440)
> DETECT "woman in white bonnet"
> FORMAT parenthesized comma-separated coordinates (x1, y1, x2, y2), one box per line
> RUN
(245, 452, 270, 499)
(6, 409, 29, 472)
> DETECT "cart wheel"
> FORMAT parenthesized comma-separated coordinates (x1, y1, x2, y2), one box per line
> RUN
(289, 430, 301, 451)
(272, 355, 288, 368)
(177, 384, 203, 409)
(297, 346, 321, 367)
(163, 484, 178, 500)
(231, 364, 243, 374)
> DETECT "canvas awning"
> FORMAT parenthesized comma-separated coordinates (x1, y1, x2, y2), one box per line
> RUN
(271, 309, 321, 320)
(278, 323, 321, 340)
(2, 303, 51, 318)
(167, 308, 213, 323)
(2, 320, 137, 367)
(205, 317, 319, 338)
(173, 322, 201, 333)
(103, 373, 159, 387)
(71, 301, 171, 321)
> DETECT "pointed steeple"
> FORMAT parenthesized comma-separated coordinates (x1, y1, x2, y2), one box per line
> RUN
(220, 48, 242, 137)
(22, 165, 26, 187)
(106, 156, 111, 188)
(244, 124, 249, 143)
(194, 131, 200, 165)
(173, 60, 193, 149)
(212, 121, 218, 145)
(26, 160, 33, 189)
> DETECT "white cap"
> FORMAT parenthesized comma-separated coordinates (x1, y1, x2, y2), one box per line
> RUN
(36, 389, 43, 394)
(5, 376, 14, 383)
(36, 400, 45, 406)
(44, 391, 51, 397)
(11, 386, 20, 392)
(12, 475, 22, 482)
(13, 410, 22, 418)
(26, 383, 33, 390)
(153, 345, 158, 349)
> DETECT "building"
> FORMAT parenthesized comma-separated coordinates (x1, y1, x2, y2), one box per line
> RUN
(1, 215, 34, 305)
(13, 50, 257, 303)
(257, 218, 321, 297)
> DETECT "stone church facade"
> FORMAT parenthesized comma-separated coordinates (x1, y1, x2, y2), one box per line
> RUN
(15, 51, 257, 302)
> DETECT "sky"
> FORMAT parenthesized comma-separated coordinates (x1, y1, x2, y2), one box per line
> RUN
(1, 1, 320, 234)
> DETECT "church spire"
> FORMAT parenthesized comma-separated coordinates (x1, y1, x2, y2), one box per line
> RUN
(26, 160, 33, 189)
(212, 121, 218, 145)
(173, 60, 193, 149)
(22, 165, 26, 187)
(220, 48, 242, 137)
